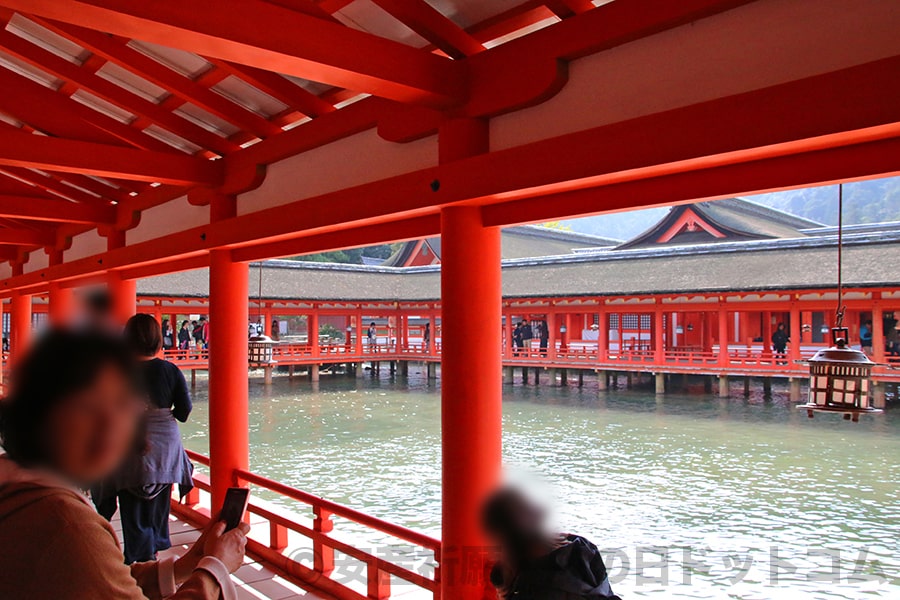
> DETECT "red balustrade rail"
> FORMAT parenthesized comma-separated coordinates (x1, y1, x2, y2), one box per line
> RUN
(179, 450, 440, 600)
(9, 341, 892, 382)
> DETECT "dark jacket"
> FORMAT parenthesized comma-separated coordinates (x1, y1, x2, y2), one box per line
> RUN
(772, 329, 789, 351)
(491, 535, 620, 600)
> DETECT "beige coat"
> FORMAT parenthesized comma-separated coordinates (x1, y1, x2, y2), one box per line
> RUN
(0, 457, 232, 599)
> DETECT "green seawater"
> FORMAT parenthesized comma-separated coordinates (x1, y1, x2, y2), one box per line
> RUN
(179, 369, 899, 599)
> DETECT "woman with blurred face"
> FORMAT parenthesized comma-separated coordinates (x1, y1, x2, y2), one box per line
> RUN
(0, 330, 248, 599)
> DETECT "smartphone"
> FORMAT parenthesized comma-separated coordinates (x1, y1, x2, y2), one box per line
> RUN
(220, 487, 250, 531)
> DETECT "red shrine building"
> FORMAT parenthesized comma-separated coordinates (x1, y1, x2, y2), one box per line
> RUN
(0, 1, 898, 599)
(46, 196, 890, 400)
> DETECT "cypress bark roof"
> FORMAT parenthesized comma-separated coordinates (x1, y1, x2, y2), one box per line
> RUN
(618, 198, 823, 249)
(137, 228, 900, 302)
(382, 225, 619, 266)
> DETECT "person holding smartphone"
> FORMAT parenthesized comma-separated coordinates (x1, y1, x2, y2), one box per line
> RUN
(0, 330, 249, 599)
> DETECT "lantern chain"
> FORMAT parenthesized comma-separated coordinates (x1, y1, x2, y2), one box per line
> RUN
(835, 184, 845, 328)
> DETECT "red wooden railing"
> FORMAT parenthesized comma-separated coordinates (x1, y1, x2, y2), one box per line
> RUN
(122, 342, 900, 382)
(176, 450, 441, 600)
(5, 341, 898, 382)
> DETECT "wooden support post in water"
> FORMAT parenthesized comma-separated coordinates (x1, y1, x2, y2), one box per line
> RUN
(288, 364, 294, 380)
(310, 364, 320, 382)
(789, 378, 802, 402)
(872, 381, 886, 409)
(560, 369, 568, 386)
(763, 377, 772, 396)
(626, 372, 633, 389)
(578, 370, 584, 387)
(655, 373, 665, 395)
(548, 368, 557, 386)
(504, 366, 513, 384)
(399, 360, 409, 378)
(718, 375, 729, 397)
(597, 370, 608, 391)
(744, 376, 751, 396)
(191, 369, 197, 388)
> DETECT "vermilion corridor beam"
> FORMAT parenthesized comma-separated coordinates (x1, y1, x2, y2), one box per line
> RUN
(3, 56, 900, 295)
(0, 195, 116, 225)
(0, 129, 224, 185)
(0, 63, 177, 153)
(0, 167, 112, 206)
(15, 18, 281, 141)
(369, 0, 485, 59)
(0, 26, 240, 157)
(206, 60, 337, 119)
(8, 0, 465, 107)
(0, 228, 54, 246)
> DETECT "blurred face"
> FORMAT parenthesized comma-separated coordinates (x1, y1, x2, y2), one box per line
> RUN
(42, 365, 143, 486)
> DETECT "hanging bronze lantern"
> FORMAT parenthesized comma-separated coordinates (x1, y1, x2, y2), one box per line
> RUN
(797, 184, 882, 423)
(799, 326, 880, 422)
(248, 334, 276, 366)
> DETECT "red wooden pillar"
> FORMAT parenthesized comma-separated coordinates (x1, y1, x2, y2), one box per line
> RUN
(762, 311, 773, 355)
(355, 309, 364, 355)
(48, 283, 74, 327)
(503, 311, 512, 357)
(46, 250, 74, 327)
(717, 304, 729, 364)
(10, 291, 32, 361)
(801, 311, 813, 344)
(0, 300, 3, 384)
(439, 117, 500, 600)
(429, 313, 437, 355)
(559, 314, 569, 354)
(789, 302, 802, 363)
(345, 315, 353, 351)
(208, 249, 249, 510)
(598, 308, 608, 361)
(654, 307, 665, 363)
(309, 309, 319, 357)
(702, 312, 713, 353)
(441, 205, 501, 599)
(109, 272, 137, 327)
(872, 298, 885, 363)
(261, 303, 272, 338)
(738, 311, 750, 346)
(546, 312, 557, 359)
(106, 231, 136, 327)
